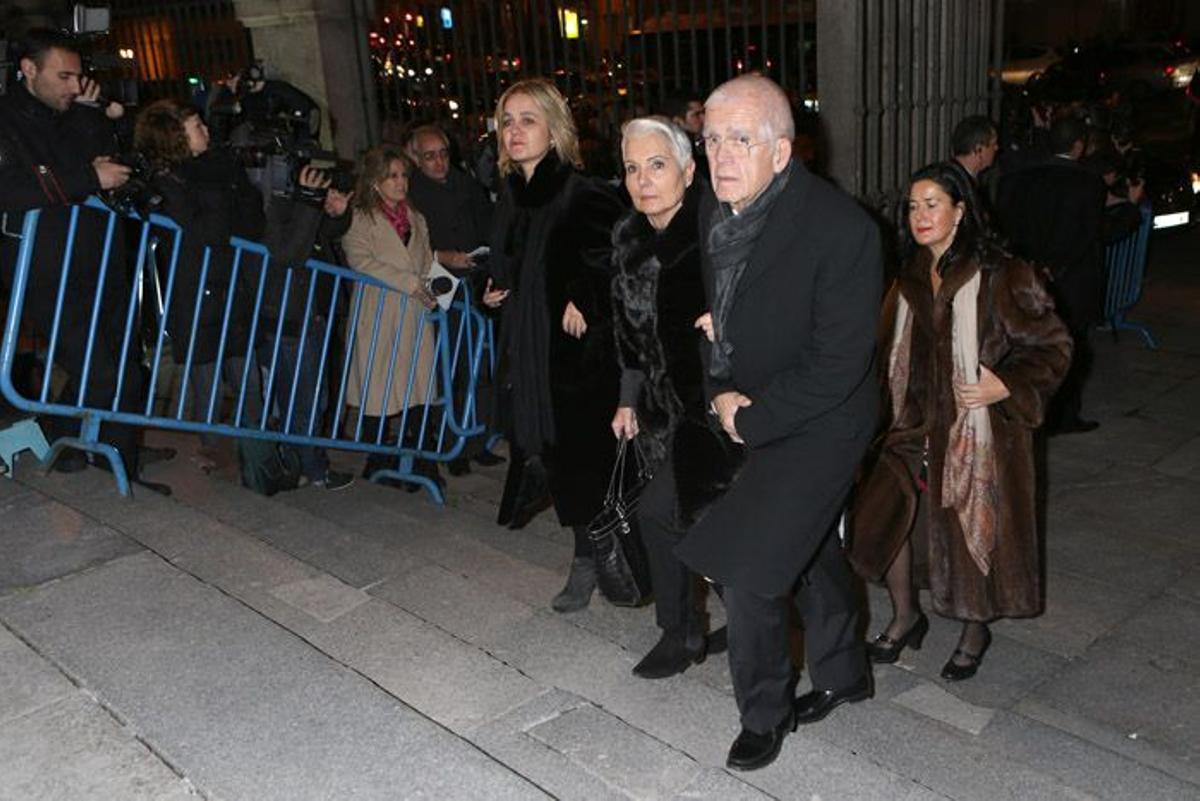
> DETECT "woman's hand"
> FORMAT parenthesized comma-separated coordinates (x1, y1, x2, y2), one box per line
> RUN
(955, 365, 1011, 409)
(436, 250, 474, 270)
(413, 285, 438, 310)
(694, 312, 714, 342)
(562, 301, 587, 338)
(482, 278, 510, 308)
(611, 406, 639, 440)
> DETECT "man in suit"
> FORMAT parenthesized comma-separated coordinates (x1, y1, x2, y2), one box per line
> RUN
(676, 75, 882, 771)
(997, 116, 1105, 433)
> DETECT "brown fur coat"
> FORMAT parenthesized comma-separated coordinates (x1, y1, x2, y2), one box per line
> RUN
(848, 246, 1072, 621)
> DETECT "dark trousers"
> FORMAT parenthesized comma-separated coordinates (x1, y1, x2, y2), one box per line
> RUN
(1049, 323, 1091, 428)
(723, 527, 865, 734)
(267, 331, 329, 480)
(637, 453, 699, 635)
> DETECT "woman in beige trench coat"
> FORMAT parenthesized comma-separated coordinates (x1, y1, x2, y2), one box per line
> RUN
(343, 147, 442, 489)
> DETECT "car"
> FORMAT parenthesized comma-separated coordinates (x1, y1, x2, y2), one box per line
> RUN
(1001, 45, 1061, 85)
(1101, 42, 1200, 98)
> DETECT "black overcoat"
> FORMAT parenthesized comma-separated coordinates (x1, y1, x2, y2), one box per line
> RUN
(488, 154, 625, 526)
(674, 166, 883, 596)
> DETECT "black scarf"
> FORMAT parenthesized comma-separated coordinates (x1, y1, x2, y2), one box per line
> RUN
(707, 162, 793, 381)
(492, 151, 574, 455)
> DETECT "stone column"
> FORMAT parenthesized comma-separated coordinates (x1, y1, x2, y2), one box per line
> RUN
(816, 0, 861, 196)
(233, 0, 378, 158)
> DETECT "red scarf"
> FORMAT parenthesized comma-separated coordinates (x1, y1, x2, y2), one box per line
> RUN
(378, 199, 411, 243)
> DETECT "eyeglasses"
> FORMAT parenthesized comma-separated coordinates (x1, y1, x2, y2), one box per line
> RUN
(702, 134, 770, 158)
(419, 148, 450, 162)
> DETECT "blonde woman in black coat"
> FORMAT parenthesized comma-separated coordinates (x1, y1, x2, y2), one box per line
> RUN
(482, 78, 624, 612)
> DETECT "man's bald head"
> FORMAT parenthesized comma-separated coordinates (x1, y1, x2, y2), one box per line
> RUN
(705, 75, 794, 142)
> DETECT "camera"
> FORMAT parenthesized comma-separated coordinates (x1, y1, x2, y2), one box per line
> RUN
(100, 151, 163, 218)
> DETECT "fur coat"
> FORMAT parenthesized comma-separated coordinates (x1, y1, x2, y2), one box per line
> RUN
(848, 246, 1073, 621)
(611, 184, 744, 527)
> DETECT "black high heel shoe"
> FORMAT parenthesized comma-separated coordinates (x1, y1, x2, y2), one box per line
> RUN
(940, 627, 992, 681)
(866, 612, 929, 664)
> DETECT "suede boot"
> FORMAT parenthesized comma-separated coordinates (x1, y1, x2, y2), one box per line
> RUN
(551, 556, 596, 613)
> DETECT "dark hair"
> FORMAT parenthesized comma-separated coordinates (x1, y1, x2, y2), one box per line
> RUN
(950, 115, 997, 157)
(1049, 115, 1088, 155)
(16, 28, 80, 67)
(898, 161, 995, 273)
(660, 92, 700, 121)
(134, 100, 201, 170)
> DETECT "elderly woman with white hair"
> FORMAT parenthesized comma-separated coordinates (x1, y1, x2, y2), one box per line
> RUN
(611, 116, 741, 678)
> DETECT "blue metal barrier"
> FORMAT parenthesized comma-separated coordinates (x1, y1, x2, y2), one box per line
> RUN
(0, 197, 488, 501)
(1101, 205, 1157, 349)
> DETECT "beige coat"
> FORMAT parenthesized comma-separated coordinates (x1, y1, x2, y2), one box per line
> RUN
(342, 205, 438, 417)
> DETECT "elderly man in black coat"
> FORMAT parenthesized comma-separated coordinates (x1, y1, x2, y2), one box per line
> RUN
(677, 75, 882, 771)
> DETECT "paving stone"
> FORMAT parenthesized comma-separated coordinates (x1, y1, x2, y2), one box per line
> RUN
(369, 562, 537, 644)
(1165, 562, 1200, 604)
(1105, 594, 1200, 678)
(1046, 413, 1193, 469)
(1027, 638, 1199, 768)
(671, 769, 774, 800)
(0, 694, 195, 801)
(269, 574, 369, 623)
(990, 569, 1148, 659)
(1154, 433, 1200, 481)
(981, 710, 1200, 801)
(1138, 376, 1200, 432)
(1044, 509, 1195, 594)
(0, 625, 74, 725)
(413, 532, 566, 610)
(0, 552, 543, 801)
(469, 690, 631, 801)
(304, 599, 544, 735)
(891, 681, 996, 735)
(0, 494, 140, 594)
(526, 704, 701, 799)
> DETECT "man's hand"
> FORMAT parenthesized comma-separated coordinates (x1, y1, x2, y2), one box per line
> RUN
(562, 301, 587, 339)
(482, 278, 510, 308)
(436, 250, 474, 269)
(76, 76, 123, 119)
(711, 391, 752, 444)
(93, 156, 131, 190)
(324, 188, 352, 218)
(694, 312, 714, 342)
(298, 166, 332, 190)
(611, 407, 639, 440)
(954, 365, 1010, 409)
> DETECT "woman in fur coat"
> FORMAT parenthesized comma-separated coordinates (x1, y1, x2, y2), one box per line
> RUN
(611, 117, 743, 679)
(849, 162, 1072, 681)
(482, 79, 625, 612)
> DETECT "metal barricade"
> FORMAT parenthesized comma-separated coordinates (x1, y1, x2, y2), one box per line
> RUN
(0, 197, 488, 501)
(1102, 205, 1157, 350)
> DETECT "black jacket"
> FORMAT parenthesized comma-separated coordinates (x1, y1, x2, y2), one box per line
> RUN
(151, 149, 266, 365)
(407, 167, 493, 260)
(996, 155, 1107, 327)
(612, 183, 743, 527)
(487, 153, 625, 525)
(675, 165, 883, 595)
(0, 86, 121, 333)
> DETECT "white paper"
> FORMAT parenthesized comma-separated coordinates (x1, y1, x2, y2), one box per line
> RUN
(426, 260, 461, 312)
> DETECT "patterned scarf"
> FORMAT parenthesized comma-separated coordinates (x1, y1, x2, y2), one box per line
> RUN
(888, 270, 999, 575)
(706, 162, 793, 382)
(378, 198, 411, 244)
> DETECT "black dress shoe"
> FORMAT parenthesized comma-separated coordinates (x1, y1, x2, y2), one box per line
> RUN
(632, 632, 706, 679)
(725, 710, 795, 771)
(866, 612, 929, 664)
(793, 674, 872, 725)
(1050, 418, 1100, 436)
(447, 457, 471, 476)
(473, 450, 506, 467)
(940, 628, 992, 682)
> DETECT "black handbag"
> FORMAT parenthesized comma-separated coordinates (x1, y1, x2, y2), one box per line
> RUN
(587, 438, 653, 607)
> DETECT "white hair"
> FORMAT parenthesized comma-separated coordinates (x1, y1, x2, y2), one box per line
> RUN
(620, 116, 694, 171)
(706, 74, 795, 141)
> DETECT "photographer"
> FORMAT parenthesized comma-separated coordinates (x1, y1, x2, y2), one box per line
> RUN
(134, 99, 266, 457)
(258, 165, 355, 490)
(0, 28, 168, 493)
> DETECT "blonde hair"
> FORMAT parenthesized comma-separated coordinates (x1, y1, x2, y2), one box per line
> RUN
(494, 78, 582, 176)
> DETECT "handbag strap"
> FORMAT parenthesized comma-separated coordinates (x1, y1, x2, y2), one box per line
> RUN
(604, 438, 628, 506)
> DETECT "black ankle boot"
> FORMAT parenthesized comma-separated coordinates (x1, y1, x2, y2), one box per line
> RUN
(551, 557, 596, 612)
(632, 630, 707, 679)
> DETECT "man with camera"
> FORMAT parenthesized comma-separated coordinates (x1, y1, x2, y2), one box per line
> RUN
(0, 28, 169, 493)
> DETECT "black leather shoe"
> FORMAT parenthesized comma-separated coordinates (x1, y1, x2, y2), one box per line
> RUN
(632, 632, 706, 679)
(940, 628, 992, 682)
(725, 710, 795, 771)
(866, 613, 929, 664)
(447, 457, 471, 476)
(793, 674, 872, 725)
